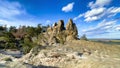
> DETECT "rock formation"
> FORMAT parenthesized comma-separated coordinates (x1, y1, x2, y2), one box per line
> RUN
(57, 20, 65, 32)
(46, 19, 78, 45)
(66, 19, 78, 41)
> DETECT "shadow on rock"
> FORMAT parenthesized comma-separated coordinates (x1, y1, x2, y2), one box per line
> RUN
(34, 65, 59, 68)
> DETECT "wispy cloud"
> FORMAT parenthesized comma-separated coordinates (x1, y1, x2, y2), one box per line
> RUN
(0, 0, 26, 19)
(88, 0, 112, 9)
(0, 19, 38, 27)
(114, 25, 120, 31)
(82, 20, 117, 35)
(44, 20, 53, 26)
(0, 0, 39, 27)
(73, 0, 120, 22)
(84, 7, 105, 22)
(73, 14, 83, 21)
(62, 2, 74, 12)
(73, 0, 120, 38)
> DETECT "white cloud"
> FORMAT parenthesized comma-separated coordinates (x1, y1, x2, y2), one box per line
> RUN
(0, 0, 26, 18)
(0, 19, 37, 27)
(74, 6, 120, 22)
(82, 20, 117, 35)
(84, 7, 105, 21)
(73, 14, 84, 20)
(45, 20, 52, 25)
(73, 0, 120, 22)
(46, 20, 51, 23)
(115, 25, 120, 31)
(84, 16, 98, 22)
(108, 7, 120, 14)
(73, 0, 120, 38)
(62, 2, 74, 12)
(88, 0, 112, 8)
(73, 7, 105, 21)
(85, 8, 105, 18)
(0, 0, 39, 27)
(98, 19, 116, 27)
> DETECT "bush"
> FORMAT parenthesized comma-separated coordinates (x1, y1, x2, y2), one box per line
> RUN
(3, 57, 12, 61)
(80, 34, 88, 41)
(22, 43, 34, 54)
(6, 43, 17, 49)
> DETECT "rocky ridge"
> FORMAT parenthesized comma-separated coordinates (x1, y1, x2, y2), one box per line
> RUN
(39, 19, 78, 45)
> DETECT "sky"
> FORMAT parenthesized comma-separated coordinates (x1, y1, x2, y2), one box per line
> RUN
(0, 0, 120, 39)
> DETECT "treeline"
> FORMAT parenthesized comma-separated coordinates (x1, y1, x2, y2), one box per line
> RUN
(0, 24, 48, 54)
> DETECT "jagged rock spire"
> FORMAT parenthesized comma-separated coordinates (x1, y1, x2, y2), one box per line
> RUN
(66, 19, 74, 30)
(66, 19, 78, 35)
(66, 19, 78, 41)
(57, 20, 65, 31)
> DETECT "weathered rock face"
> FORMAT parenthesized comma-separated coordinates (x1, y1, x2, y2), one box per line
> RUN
(57, 20, 65, 32)
(66, 19, 78, 41)
(66, 19, 74, 30)
(38, 19, 78, 45)
(51, 20, 65, 36)
(47, 27, 53, 35)
(47, 20, 65, 45)
(46, 19, 78, 45)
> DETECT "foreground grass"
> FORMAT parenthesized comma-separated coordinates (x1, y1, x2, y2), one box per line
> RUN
(18, 40, 120, 68)
(90, 39, 120, 45)
(69, 40, 120, 57)
(59, 40, 120, 68)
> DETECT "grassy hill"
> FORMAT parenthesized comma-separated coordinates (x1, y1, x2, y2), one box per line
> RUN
(89, 39, 120, 45)
(16, 40, 120, 68)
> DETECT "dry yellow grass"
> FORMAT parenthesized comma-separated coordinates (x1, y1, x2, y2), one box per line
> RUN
(50, 40, 120, 68)
(18, 40, 120, 68)
(62, 40, 120, 68)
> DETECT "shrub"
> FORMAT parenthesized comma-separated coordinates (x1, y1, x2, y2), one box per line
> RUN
(22, 42, 35, 54)
(57, 31, 67, 44)
(6, 42, 17, 49)
(80, 34, 88, 41)
(3, 57, 12, 61)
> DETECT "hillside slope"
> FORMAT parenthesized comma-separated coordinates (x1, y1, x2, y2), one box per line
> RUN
(17, 40, 120, 68)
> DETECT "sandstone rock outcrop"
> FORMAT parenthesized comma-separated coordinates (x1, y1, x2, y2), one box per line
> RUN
(66, 19, 78, 41)
(46, 19, 78, 45)
(57, 20, 65, 32)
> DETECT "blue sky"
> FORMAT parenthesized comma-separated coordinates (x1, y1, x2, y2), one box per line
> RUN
(0, 0, 120, 39)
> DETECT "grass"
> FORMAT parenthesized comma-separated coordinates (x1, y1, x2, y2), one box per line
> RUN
(63, 40, 120, 68)
(0, 37, 9, 41)
(40, 40, 120, 59)
(18, 40, 120, 68)
(89, 39, 120, 45)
